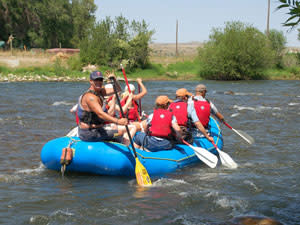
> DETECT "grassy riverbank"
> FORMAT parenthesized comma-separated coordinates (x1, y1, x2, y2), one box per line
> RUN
(1, 43, 300, 81)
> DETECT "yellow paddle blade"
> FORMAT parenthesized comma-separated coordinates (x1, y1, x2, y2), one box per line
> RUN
(135, 157, 152, 187)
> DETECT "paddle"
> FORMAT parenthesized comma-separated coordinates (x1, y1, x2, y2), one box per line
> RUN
(120, 64, 142, 122)
(181, 139, 218, 168)
(223, 121, 254, 145)
(66, 126, 78, 137)
(211, 141, 238, 169)
(110, 77, 152, 187)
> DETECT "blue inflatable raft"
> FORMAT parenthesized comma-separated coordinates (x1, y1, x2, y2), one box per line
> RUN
(41, 117, 223, 176)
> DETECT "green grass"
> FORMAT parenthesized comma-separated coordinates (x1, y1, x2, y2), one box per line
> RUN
(2, 59, 300, 81)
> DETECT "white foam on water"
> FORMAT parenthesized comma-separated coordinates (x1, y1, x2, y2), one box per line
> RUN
(152, 178, 187, 187)
(233, 105, 256, 111)
(0, 174, 22, 183)
(205, 190, 219, 198)
(234, 92, 263, 96)
(178, 192, 190, 197)
(230, 113, 240, 118)
(243, 180, 262, 192)
(50, 209, 75, 217)
(29, 215, 49, 224)
(215, 196, 247, 211)
(288, 102, 300, 106)
(52, 101, 73, 106)
(16, 163, 45, 175)
(233, 105, 281, 112)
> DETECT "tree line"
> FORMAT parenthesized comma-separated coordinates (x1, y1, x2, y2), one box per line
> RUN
(0, 0, 96, 49)
(0, 0, 154, 69)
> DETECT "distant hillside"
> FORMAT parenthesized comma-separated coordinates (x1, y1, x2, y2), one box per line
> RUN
(149, 42, 203, 57)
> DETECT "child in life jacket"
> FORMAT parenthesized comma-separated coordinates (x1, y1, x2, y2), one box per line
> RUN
(119, 78, 148, 132)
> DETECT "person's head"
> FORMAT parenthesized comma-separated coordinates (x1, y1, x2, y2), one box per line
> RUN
(155, 95, 173, 109)
(124, 84, 135, 93)
(175, 88, 192, 102)
(195, 84, 207, 96)
(104, 83, 114, 96)
(89, 71, 104, 92)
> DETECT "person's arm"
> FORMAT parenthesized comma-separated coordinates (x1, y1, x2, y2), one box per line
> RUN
(107, 95, 116, 116)
(172, 121, 183, 141)
(194, 121, 214, 142)
(70, 104, 78, 114)
(215, 112, 225, 123)
(133, 78, 147, 101)
(108, 73, 121, 93)
(86, 93, 128, 125)
(122, 93, 133, 113)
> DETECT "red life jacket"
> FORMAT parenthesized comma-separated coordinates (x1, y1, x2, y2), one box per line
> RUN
(120, 96, 139, 122)
(148, 108, 173, 138)
(169, 101, 188, 126)
(105, 96, 114, 111)
(194, 99, 211, 127)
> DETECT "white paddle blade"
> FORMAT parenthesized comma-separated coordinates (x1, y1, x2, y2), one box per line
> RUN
(193, 146, 218, 168)
(66, 126, 79, 137)
(216, 149, 238, 169)
(233, 128, 254, 145)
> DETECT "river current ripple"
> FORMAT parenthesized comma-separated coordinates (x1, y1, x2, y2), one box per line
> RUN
(0, 80, 299, 225)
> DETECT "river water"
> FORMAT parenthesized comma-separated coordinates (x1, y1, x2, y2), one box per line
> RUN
(0, 80, 299, 225)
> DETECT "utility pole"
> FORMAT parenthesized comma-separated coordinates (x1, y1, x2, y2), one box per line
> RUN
(266, 0, 270, 36)
(176, 19, 178, 57)
(7, 34, 14, 56)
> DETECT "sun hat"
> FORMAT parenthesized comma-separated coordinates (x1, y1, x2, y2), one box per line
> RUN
(155, 95, 173, 105)
(90, 71, 103, 80)
(176, 88, 193, 97)
(124, 84, 135, 92)
(195, 84, 207, 92)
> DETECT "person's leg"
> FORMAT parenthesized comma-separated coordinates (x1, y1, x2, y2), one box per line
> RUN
(122, 125, 136, 146)
(115, 124, 137, 146)
(146, 137, 173, 151)
(133, 132, 147, 149)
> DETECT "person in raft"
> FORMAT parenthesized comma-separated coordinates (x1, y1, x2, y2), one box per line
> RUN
(133, 95, 182, 151)
(188, 84, 225, 135)
(69, 71, 121, 125)
(77, 71, 136, 145)
(119, 78, 147, 131)
(169, 88, 214, 143)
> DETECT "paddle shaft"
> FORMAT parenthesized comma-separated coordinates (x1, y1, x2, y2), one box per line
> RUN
(110, 77, 138, 158)
(138, 84, 142, 117)
(121, 66, 142, 122)
(223, 121, 234, 129)
(223, 121, 252, 144)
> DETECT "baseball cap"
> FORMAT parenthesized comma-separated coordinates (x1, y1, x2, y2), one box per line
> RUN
(124, 84, 135, 92)
(176, 88, 193, 97)
(90, 71, 103, 80)
(155, 95, 173, 105)
(195, 84, 207, 92)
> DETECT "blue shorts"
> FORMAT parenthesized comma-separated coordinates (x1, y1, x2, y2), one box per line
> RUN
(133, 132, 173, 151)
(79, 125, 118, 142)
